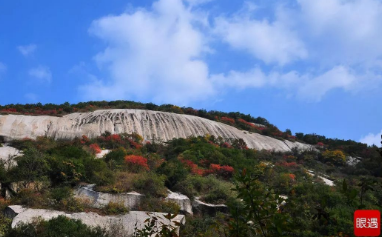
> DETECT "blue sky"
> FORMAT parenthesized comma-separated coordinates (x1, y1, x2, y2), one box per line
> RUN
(1, 0, 382, 145)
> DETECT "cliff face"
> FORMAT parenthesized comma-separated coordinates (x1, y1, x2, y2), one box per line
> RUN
(0, 109, 311, 152)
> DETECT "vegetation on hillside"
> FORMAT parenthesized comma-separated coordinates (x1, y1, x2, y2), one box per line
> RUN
(0, 129, 380, 236)
(0, 100, 381, 236)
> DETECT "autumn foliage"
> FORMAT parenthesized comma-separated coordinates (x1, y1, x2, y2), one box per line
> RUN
(206, 164, 235, 179)
(221, 117, 235, 124)
(124, 155, 149, 172)
(89, 144, 101, 154)
(181, 159, 204, 176)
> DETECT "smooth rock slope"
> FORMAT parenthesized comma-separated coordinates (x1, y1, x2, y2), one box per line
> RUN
(6, 205, 185, 235)
(0, 109, 311, 152)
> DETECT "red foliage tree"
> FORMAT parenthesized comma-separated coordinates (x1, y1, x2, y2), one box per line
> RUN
(80, 135, 90, 145)
(237, 118, 256, 128)
(89, 144, 101, 154)
(124, 155, 149, 172)
(181, 159, 204, 176)
(221, 117, 235, 124)
(205, 163, 234, 179)
(288, 173, 296, 181)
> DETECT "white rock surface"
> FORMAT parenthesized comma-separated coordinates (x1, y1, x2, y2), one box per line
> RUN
(8, 205, 185, 236)
(96, 149, 111, 159)
(0, 143, 21, 168)
(307, 170, 335, 186)
(0, 109, 312, 152)
(166, 190, 193, 215)
(74, 184, 143, 209)
(346, 156, 362, 166)
(192, 197, 228, 215)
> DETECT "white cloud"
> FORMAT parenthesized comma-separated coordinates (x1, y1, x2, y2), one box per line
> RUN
(297, 66, 356, 101)
(210, 0, 382, 100)
(81, 0, 214, 105)
(212, 65, 380, 101)
(360, 130, 382, 146)
(78, 0, 382, 104)
(28, 66, 52, 83)
(211, 67, 267, 89)
(18, 44, 37, 56)
(297, 0, 382, 66)
(214, 5, 307, 65)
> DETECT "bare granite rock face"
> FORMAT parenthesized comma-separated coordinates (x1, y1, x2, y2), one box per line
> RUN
(165, 190, 193, 215)
(192, 197, 228, 216)
(74, 184, 144, 210)
(7, 205, 185, 236)
(0, 144, 21, 168)
(0, 109, 312, 152)
(75, 185, 194, 215)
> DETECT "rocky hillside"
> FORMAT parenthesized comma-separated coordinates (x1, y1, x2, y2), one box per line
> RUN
(0, 109, 311, 152)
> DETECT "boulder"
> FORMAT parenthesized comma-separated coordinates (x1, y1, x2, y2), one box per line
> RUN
(7, 205, 185, 236)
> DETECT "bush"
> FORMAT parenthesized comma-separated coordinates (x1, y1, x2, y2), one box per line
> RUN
(157, 160, 188, 189)
(132, 173, 167, 198)
(124, 155, 149, 172)
(102, 201, 129, 215)
(95, 172, 167, 198)
(49, 186, 72, 202)
(12, 189, 48, 208)
(0, 214, 11, 236)
(4, 215, 109, 237)
(138, 198, 180, 213)
(89, 144, 102, 154)
(104, 148, 127, 167)
(174, 175, 234, 204)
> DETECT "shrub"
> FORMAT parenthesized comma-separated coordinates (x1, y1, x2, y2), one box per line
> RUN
(132, 173, 167, 198)
(4, 215, 109, 237)
(205, 164, 234, 179)
(124, 155, 149, 172)
(157, 160, 189, 189)
(0, 214, 11, 236)
(11, 148, 50, 184)
(138, 198, 180, 213)
(49, 186, 72, 202)
(12, 189, 48, 208)
(174, 175, 234, 203)
(89, 144, 101, 154)
(104, 147, 127, 169)
(102, 201, 129, 215)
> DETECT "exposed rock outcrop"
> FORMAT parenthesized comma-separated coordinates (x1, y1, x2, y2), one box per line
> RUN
(74, 184, 143, 210)
(0, 144, 21, 168)
(0, 109, 312, 152)
(165, 190, 193, 215)
(192, 197, 228, 216)
(74, 185, 194, 215)
(307, 170, 335, 186)
(6, 205, 185, 235)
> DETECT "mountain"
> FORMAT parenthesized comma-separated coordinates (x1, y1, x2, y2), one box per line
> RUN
(0, 109, 311, 152)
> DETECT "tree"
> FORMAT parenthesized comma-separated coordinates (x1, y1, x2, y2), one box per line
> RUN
(229, 168, 291, 237)
(322, 150, 346, 166)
